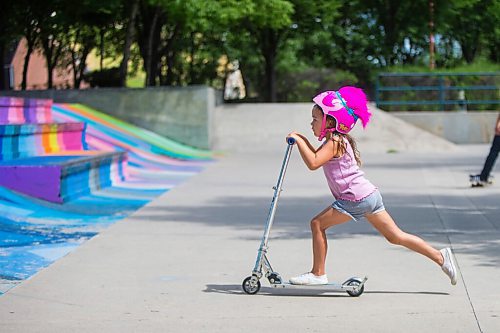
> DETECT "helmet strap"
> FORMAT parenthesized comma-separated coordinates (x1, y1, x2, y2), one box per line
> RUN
(318, 113, 334, 141)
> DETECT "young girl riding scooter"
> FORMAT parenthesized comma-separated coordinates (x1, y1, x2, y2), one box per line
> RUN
(286, 86, 458, 286)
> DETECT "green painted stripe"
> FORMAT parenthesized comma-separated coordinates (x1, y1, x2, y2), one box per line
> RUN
(70, 104, 214, 160)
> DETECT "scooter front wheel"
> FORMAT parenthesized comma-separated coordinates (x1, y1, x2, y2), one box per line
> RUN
(242, 276, 261, 295)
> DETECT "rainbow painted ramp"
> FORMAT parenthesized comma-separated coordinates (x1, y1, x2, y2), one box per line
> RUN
(0, 98, 213, 295)
(0, 152, 127, 203)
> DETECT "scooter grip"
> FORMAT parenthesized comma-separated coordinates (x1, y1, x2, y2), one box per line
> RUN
(287, 137, 296, 145)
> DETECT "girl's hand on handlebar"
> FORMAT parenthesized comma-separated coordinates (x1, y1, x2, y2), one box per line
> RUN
(286, 131, 300, 142)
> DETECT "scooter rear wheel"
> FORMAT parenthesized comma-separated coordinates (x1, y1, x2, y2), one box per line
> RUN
(345, 279, 364, 297)
(242, 276, 261, 295)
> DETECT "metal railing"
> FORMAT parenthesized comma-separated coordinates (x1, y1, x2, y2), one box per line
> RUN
(375, 72, 500, 111)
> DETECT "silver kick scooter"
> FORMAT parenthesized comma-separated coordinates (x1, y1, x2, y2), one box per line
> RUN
(242, 137, 368, 296)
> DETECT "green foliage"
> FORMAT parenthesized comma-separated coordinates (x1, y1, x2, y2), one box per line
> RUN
(84, 67, 121, 87)
(246, 0, 294, 29)
(438, 0, 499, 63)
(2, 0, 498, 104)
(126, 71, 146, 88)
(278, 68, 358, 102)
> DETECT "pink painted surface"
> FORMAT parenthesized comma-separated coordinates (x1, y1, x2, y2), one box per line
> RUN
(0, 106, 53, 124)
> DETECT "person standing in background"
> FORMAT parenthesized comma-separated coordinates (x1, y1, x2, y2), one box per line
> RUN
(224, 60, 246, 101)
(470, 113, 500, 187)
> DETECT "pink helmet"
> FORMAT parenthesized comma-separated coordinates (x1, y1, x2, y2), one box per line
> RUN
(312, 86, 371, 140)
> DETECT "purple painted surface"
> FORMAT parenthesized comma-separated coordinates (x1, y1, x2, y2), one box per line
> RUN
(0, 165, 62, 202)
(0, 153, 125, 203)
(0, 111, 7, 124)
(0, 97, 52, 107)
(27, 108, 37, 123)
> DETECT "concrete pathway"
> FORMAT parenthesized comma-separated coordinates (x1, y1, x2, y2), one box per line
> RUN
(0, 105, 499, 332)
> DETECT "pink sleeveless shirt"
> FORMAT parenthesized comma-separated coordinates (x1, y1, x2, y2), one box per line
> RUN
(322, 138, 376, 201)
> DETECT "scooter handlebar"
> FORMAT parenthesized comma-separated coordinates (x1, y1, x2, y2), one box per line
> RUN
(287, 137, 296, 145)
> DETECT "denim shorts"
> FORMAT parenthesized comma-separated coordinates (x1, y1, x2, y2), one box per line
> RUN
(331, 190, 385, 221)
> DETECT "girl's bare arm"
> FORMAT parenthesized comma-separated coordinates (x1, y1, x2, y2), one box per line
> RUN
(295, 133, 319, 152)
(287, 132, 338, 170)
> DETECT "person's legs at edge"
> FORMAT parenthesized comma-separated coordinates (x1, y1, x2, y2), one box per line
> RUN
(365, 210, 457, 285)
(289, 207, 351, 285)
(480, 135, 500, 182)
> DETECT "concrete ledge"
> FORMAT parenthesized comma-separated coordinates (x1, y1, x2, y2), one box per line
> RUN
(0, 87, 216, 150)
(214, 103, 458, 153)
(391, 111, 499, 144)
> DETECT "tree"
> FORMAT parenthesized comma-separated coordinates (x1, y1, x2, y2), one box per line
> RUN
(176, 0, 254, 86)
(67, 0, 122, 88)
(119, 0, 140, 86)
(0, 0, 21, 89)
(357, 0, 433, 67)
(240, 0, 294, 101)
(15, 1, 50, 90)
(135, 0, 253, 87)
(440, 0, 498, 63)
(37, 1, 68, 89)
(136, 0, 167, 86)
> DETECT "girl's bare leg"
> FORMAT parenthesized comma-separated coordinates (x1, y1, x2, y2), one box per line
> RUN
(310, 207, 352, 275)
(365, 210, 443, 266)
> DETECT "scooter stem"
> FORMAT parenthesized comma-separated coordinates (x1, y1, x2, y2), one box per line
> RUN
(252, 138, 295, 274)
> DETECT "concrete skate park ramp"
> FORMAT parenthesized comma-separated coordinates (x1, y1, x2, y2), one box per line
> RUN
(214, 103, 458, 153)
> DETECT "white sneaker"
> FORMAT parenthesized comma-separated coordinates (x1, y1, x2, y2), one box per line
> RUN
(289, 272, 328, 285)
(440, 248, 457, 285)
(470, 174, 494, 187)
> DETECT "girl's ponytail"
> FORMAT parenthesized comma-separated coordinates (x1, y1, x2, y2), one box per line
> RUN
(345, 134, 362, 167)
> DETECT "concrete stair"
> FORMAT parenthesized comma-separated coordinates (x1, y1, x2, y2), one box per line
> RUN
(0, 152, 127, 203)
(0, 123, 87, 160)
(0, 97, 128, 203)
(0, 97, 53, 124)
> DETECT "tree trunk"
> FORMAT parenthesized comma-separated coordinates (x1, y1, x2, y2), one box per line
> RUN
(70, 30, 81, 88)
(41, 38, 53, 89)
(189, 31, 195, 84)
(150, 28, 162, 85)
(458, 36, 478, 64)
(161, 24, 179, 86)
(47, 66, 53, 89)
(119, 0, 139, 87)
(260, 29, 279, 102)
(381, 2, 400, 66)
(264, 51, 276, 102)
(72, 45, 91, 89)
(0, 42, 4, 90)
(75, 46, 91, 88)
(0, 42, 7, 90)
(21, 27, 37, 90)
(145, 8, 159, 86)
(100, 28, 105, 71)
(68, 29, 94, 89)
(42, 36, 63, 89)
(165, 50, 175, 85)
(21, 41, 34, 90)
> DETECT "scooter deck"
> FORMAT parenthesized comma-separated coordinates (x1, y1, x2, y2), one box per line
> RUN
(271, 276, 368, 292)
(272, 282, 349, 290)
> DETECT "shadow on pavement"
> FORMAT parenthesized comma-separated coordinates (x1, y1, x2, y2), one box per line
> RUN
(204, 284, 449, 297)
(133, 190, 500, 268)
